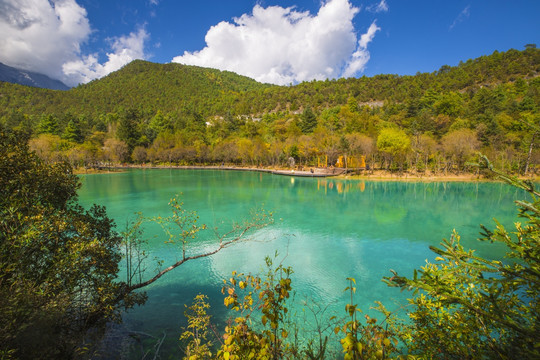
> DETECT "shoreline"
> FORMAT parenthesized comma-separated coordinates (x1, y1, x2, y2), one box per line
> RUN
(74, 164, 539, 183)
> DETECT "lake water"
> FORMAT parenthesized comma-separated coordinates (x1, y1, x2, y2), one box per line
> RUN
(78, 169, 525, 358)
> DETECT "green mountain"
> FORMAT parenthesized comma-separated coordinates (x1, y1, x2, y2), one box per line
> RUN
(72, 60, 271, 115)
(0, 60, 271, 119)
(1, 48, 538, 122)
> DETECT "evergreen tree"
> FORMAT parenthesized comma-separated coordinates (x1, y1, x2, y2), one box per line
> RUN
(300, 106, 317, 134)
(225, 111, 242, 133)
(149, 110, 172, 139)
(63, 118, 82, 143)
(347, 96, 359, 113)
(117, 108, 141, 151)
(38, 114, 59, 135)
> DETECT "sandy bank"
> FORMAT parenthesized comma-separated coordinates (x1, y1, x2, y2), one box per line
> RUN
(74, 164, 539, 182)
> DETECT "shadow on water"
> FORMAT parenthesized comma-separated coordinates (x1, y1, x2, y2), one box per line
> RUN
(91, 281, 229, 359)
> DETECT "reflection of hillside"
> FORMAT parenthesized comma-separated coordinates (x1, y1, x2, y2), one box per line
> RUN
(373, 202, 408, 225)
(79, 169, 524, 262)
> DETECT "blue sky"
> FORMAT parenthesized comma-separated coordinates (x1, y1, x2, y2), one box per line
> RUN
(0, 0, 538, 86)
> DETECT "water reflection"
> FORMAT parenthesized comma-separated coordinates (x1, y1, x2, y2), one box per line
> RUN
(78, 170, 526, 358)
(316, 179, 366, 194)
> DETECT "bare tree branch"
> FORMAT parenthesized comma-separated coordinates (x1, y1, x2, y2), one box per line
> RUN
(126, 220, 268, 293)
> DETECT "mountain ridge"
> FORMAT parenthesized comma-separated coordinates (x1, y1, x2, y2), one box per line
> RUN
(0, 48, 538, 121)
(0, 62, 70, 91)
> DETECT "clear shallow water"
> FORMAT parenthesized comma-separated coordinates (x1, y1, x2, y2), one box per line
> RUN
(78, 169, 525, 358)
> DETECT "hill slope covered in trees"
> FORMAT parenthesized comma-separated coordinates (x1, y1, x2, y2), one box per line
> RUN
(0, 47, 539, 175)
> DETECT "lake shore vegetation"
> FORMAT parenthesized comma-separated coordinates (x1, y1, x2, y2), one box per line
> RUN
(1, 48, 539, 178)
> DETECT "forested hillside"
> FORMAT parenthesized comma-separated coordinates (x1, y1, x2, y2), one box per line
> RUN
(1, 47, 539, 174)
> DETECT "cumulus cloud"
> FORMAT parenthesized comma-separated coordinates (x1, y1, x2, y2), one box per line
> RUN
(63, 28, 148, 85)
(0, 0, 148, 86)
(0, 0, 90, 80)
(172, 0, 380, 85)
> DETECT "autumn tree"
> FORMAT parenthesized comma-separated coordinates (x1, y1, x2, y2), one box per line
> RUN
(103, 138, 129, 164)
(212, 140, 239, 164)
(346, 133, 376, 170)
(28, 133, 67, 163)
(132, 145, 148, 164)
(377, 128, 411, 171)
(411, 133, 438, 173)
(236, 138, 255, 165)
(440, 128, 480, 173)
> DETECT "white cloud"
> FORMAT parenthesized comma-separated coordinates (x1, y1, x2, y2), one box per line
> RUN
(343, 21, 380, 78)
(0, 0, 90, 80)
(0, 0, 148, 87)
(367, 0, 389, 13)
(358, 21, 380, 49)
(172, 0, 380, 85)
(63, 28, 149, 85)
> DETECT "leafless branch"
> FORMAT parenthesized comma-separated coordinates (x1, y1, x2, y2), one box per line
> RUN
(126, 221, 267, 293)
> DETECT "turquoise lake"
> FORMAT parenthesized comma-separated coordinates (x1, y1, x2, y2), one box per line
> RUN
(78, 169, 526, 358)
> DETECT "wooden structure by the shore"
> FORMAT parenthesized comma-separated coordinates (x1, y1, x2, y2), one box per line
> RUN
(271, 169, 346, 177)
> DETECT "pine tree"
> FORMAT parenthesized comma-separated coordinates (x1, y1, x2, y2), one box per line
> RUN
(63, 119, 82, 143)
(38, 114, 59, 135)
(300, 106, 317, 134)
(117, 108, 141, 151)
